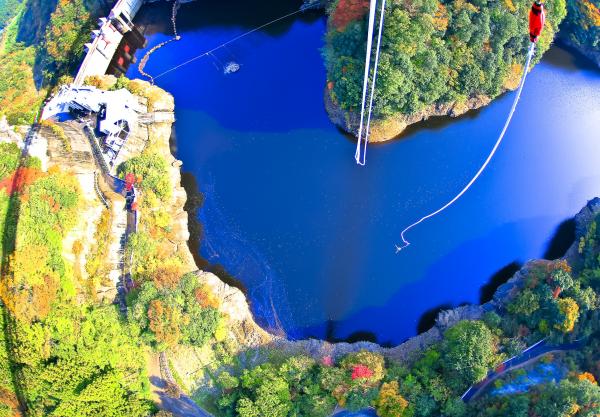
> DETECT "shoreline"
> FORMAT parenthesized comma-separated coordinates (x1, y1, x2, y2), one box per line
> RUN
(109, 0, 600, 402)
(150, 74, 600, 387)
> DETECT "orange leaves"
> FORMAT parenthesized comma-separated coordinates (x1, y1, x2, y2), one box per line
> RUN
(577, 372, 597, 385)
(148, 299, 182, 348)
(151, 264, 182, 290)
(580, 0, 600, 27)
(0, 387, 22, 417)
(551, 259, 572, 274)
(194, 285, 220, 309)
(0, 245, 59, 323)
(0, 167, 44, 195)
(432, 3, 449, 32)
(552, 286, 562, 299)
(331, 0, 370, 31)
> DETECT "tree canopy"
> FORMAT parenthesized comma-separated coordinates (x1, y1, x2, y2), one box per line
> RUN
(324, 0, 567, 118)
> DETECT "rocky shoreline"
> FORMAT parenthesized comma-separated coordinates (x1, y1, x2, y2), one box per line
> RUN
(151, 76, 600, 391)
(324, 87, 493, 142)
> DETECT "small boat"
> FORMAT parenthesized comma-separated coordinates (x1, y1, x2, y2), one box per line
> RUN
(224, 62, 240, 74)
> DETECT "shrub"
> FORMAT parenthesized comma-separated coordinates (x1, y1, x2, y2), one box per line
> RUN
(118, 152, 172, 202)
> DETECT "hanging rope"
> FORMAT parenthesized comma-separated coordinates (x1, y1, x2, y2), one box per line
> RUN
(150, 8, 305, 81)
(355, 0, 378, 166)
(138, 0, 182, 84)
(360, 0, 387, 165)
(395, 42, 537, 253)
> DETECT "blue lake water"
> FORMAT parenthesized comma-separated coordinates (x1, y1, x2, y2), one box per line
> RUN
(490, 363, 566, 396)
(128, 1, 600, 345)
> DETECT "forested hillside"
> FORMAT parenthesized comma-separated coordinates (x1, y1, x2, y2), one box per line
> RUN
(0, 0, 108, 124)
(324, 0, 566, 123)
(0, 142, 154, 416)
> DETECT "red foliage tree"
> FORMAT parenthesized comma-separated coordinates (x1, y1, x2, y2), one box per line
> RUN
(331, 0, 370, 31)
(351, 364, 373, 380)
(0, 167, 43, 195)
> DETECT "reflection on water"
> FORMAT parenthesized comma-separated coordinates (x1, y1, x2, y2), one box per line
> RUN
(129, 1, 600, 344)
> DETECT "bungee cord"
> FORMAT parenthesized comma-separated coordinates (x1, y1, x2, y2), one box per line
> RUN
(150, 8, 305, 81)
(395, 42, 537, 253)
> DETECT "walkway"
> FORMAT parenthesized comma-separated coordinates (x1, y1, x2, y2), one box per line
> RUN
(81, 121, 137, 315)
(145, 352, 214, 417)
(462, 339, 582, 402)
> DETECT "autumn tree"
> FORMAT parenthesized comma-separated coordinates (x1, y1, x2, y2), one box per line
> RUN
(0, 244, 59, 322)
(374, 381, 408, 417)
(148, 299, 182, 349)
(554, 297, 580, 333)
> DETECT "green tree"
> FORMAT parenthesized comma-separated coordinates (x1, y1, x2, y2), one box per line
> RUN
(442, 321, 498, 390)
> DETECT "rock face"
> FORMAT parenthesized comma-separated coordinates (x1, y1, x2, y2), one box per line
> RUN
(324, 88, 492, 142)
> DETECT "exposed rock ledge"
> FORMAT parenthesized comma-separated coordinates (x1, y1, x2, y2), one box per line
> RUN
(324, 87, 492, 142)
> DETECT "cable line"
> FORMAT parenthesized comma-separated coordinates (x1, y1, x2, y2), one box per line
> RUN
(151, 8, 305, 80)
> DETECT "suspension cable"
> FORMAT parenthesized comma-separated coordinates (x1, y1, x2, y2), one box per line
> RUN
(355, 0, 378, 166)
(359, 0, 387, 165)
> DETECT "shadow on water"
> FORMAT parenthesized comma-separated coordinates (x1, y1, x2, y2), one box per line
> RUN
(543, 218, 576, 260)
(318, 320, 394, 347)
(545, 43, 600, 73)
(180, 170, 249, 295)
(416, 303, 452, 334)
(135, 0, 322, 38)
(479, 261, 523, 304)
(392, 107, 486, 143)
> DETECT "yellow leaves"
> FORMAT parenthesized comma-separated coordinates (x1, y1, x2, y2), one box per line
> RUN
(502, 63, 524, 90)
(555, 297, 580, 333)
(1, 244, 60, 322)
(568, 403, 581, 415)
(432, 3, 449, 32)
(580, 0, 600, 28)
(503, 0, 517, 13)
(214, 320, 227, 342)
(453, 0, 479, 13)
(374, 381, 409, 417)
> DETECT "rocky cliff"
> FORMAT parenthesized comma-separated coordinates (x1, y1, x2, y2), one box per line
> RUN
(324, 87, 492, 142)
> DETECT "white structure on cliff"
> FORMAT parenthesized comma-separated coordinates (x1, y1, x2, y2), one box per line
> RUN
(74, 0, 145, 86)
(43, 85, 140, 164)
